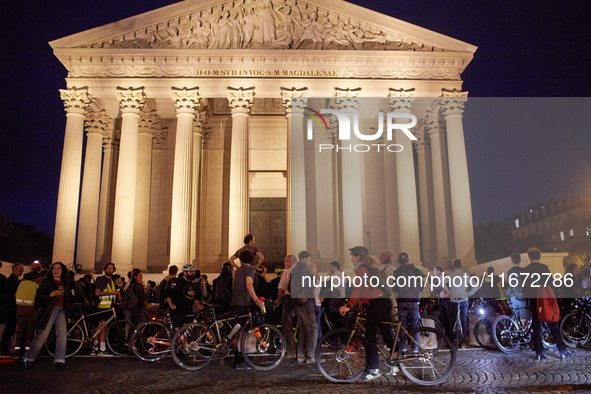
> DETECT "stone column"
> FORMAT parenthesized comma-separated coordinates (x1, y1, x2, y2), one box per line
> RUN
(190, 109, 208, 263)
(441, 90, 476, 264)
(281, 87, 308, 255)
(415, 126, 434, 266)
(76, 111, 110, 271)
(227, 87, 254, 257)
(426, 110, 450, 265)
(169, 87, 200, 268)
(133, 111, 160, 271)
(53, 87, 91, 265)
(111, 87, 146, 272)
(334, 88, 364, 273)
(389, 93, 421, 261)
(95, 128, 118, 268)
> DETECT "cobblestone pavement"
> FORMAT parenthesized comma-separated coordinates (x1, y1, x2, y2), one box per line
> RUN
(1, 347, 591, 393)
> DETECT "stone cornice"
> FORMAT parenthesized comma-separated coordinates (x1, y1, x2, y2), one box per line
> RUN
(53, 48, 472, 80)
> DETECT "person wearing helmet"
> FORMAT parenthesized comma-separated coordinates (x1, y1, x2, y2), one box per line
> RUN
(164, 264, 203, 327)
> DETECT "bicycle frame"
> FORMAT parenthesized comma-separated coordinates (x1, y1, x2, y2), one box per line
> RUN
(69, 306, 118, 343)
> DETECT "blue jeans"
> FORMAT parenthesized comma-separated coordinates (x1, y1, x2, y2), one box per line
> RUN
(397, 302, 421, 351)
(449, 301, 469, 344)
(25, 306, 67, 363)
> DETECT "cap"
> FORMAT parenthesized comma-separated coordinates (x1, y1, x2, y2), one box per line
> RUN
(182, 264, 195, 272)
(349, 246, 369, 257)
(397, 252, 410, 264)
(31, 262, 42, 272)
(380, 251, 392, 263)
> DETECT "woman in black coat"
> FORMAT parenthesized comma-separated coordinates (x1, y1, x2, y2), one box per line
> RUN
(24, 262, 72, 370)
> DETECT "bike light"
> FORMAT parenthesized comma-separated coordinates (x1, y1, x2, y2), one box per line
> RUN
(479, 308, 485, 316)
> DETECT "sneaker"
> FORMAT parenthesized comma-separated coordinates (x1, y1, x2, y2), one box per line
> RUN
(388, 366, 400, 376)
(560, 350, 574, 360)
(362, 369, 381, 382)
(23, 359, 34, 370)
(97, 350, 113, 357)
(536, 354, 549, 361)
(90, 348, 99, 356)
(306, 357, 316, 365)
(54, 362, 68, 370)
(297, 357, 306, 365)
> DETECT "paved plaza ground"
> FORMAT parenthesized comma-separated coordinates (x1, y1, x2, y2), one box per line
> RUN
(1, 346, 591, 393)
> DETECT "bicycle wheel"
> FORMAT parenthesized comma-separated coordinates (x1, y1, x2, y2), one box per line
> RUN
(106, 320, 134, 356)
(131, 321, 171, 361)
(45, 324, 84, 358)
(492, 315, 520, 353)
(171, 322, 217, 370)
(560, 311, 591, 347)
(540, 322, 557, 350)
(398, 327, 456, 386)
(473, 318, 496, 349)
(315, 328, 366, 383)
(241, 323, 286, 370)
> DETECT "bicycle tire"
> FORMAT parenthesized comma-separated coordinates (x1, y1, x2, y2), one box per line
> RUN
(241, 323, 286, 370)
(315, 328, 366, 383)
(492, 315, 520, 353)
(45, 324, 85, 358)
(541, 322, 557, 351)
(106, 320, 134, 356)
(171, 322, 217, 370)
(131, 321, 171, 361)
(398, 327, 456, 386)
(473, 318, 496, 349)
(560, 310, 591, 347)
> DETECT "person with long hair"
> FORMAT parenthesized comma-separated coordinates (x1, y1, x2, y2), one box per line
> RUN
(125, 269, 146, 326)
(24, 262, 71, 370)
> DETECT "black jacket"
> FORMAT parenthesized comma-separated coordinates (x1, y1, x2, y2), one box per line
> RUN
(34, 277, 72, 330)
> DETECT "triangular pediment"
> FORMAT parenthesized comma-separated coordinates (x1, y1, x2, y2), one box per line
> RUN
(49, 0, 476, 53)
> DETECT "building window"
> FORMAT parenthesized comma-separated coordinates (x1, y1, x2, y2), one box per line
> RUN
(560, 231, 565, 241)
(515, 218, 520, 229)
(569, 229, 574, 237)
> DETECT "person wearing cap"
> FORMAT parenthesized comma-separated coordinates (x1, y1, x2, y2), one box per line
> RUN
(392, 252, 423, 352)
(228, 234, 265, 270)
(339, 246, 393, 382)
(164, 264, 203, 327)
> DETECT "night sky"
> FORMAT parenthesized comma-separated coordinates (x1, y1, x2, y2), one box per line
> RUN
(1, 0, 590, 236)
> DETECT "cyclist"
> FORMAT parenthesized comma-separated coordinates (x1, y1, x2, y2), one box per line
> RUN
(339, 246, 393, 382)
(506, 253, 530, 321)
(93, 262, 120, 356)
(24, 262, 72, 370)
(164, 264, 203, 328)
(392, 252, 423, 352)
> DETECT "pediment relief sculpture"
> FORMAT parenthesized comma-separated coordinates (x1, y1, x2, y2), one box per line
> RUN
(84, 0, 444, 52)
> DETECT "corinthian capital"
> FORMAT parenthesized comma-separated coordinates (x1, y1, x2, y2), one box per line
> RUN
(227, 86, 255, 114)
(171, 86, 200, 114)
(388, 88, 415, 113)
(60, 87, 92, 115)
(424, 111, 441, 137)
(194, 109, 210, 135)
(152, 128, 169, 150)
(116, 87, 146, 115)
(280, 87, 308, 115)
(85, 110, 113, 135)
(440, 88, 468, 116)
(139, 110, 163, 134)
(334, 87, 361, 112)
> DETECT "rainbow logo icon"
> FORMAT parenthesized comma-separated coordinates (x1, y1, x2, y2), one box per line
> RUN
(303, 107, 328, 131)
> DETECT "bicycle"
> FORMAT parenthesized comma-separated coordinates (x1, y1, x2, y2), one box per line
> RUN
(560, 298, 591, 347)
(131, 307, 213, 362)
(170, 301, 286, 371)
(472, 298, 508, 349)
(492, 311, 557, 353)
(45, 304, 135, 357)
(315, 310, 456, 386)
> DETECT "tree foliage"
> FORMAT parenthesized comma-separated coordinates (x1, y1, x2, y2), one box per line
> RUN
(0, 213, 53, 267)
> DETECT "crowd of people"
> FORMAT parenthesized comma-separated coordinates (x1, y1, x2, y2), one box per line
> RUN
(0, 234, 589, 381)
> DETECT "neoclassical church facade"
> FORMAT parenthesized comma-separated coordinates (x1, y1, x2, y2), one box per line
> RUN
(49, 0, 477, 274)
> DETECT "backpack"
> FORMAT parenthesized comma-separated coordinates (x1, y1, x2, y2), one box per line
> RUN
(15, 280, 39, 307)
(121, 285, 139, 310)
(361, 264, 394, 298)
(536, 285, 560, 323)
(213, 275, 232, 303)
